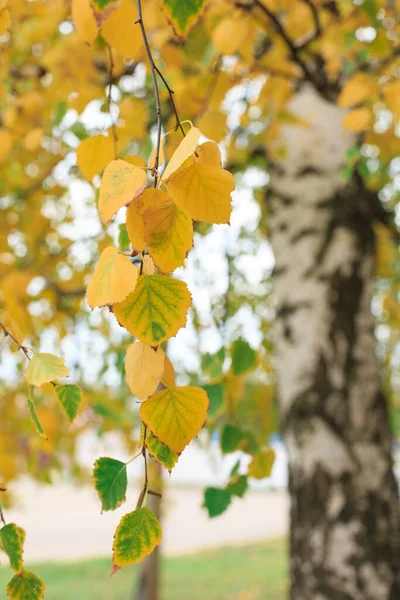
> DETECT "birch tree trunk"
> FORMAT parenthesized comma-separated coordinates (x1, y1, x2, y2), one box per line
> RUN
(267, 86, 400, 599)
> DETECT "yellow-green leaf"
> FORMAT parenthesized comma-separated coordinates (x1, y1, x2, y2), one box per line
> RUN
(6, 570, 45, 600)
(0, 524, 24, 573)
(54, 384, 83, 424)
(146, 432, 178, 473)
(99, 159, 147, 225)
(112, 507, 162, 568)
(113, 275, 191, 345)
(143, 189, 193, 272)
(248, 449, 276, 480)
(76, 135, 114, 181)
(86, 246, 139, 308)
(27, 386, 47, 439)
(125, 343, 165, 400)
(167, 163, 234, 224)
(25, 353, 69, 387)
(93, 457, 127, 512)
(162, 0, 207, 41)
(140, 386, 209, 453)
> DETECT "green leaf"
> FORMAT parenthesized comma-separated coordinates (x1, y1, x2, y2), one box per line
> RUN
(146, 432, 178, 473)
(201, 348, 225, 379)
(201, 383, 224, 418)
(221, 424, 259, 455)
(6, 570, 45, 600)
(231, 339, 257, 376)
(27, 386, 47, 439)
(55, 384, 83, 424)
(221, 424, 244, 454)
(93, 457, 127, 512)
(0, 524, 24, 572)
(24, 352, 69, 387)
(112, 507, 162, 568)
(162, 0, 207, 40)
(226, 475, 248, 498)
(203, 488, 231, 518)
(118, 223, 130, 251)
(70, 121, 88, 141)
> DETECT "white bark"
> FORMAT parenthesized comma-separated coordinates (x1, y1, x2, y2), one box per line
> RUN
(267, 85, 400, 600)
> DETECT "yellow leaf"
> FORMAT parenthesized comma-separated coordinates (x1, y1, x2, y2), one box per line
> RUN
(196, 112, 226, 142)
(113, 275, 191, 345)
(25, 353, 69, 387)
(161, 355, 175, 388)
(126, 198, 146, 252)
(143, 189, 193, 272)
(86, 246, 139, 309)
(102, 0, 143, 59)
(248, 449, 276, 480)
(0, 310, 24, 347)
(123, 155, 147, 168)
(0, 129, 12, 163)
(140, 386, 209, 453)
(163, 127, 201, 181)
(212, 14, 253, 55)
(342, 107, 372, 133)
(99, 159, 147, 224)
(0, 8, 10, 35)
(76, 135, 115, 181)
(338, 73, 377, 108)
(195, 141, 222, 167)
(142, 255, 156, 275)
(167, 163, 234, 224)
(72, 0, 98, 44)
(125, 343, 165, 400)
(383, 81, 400, 120)
(23, 127, 43, 152)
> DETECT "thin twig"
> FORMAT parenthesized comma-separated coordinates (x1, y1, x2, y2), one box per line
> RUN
(136, 425, 149, 510)
(153, 65, 185, 136)
(107, 45, 118, 159)
(0, 321, 31, 361)
(136, 0, 162, 187)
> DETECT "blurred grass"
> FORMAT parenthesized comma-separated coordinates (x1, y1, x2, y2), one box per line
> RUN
(0, 539, 287, 600)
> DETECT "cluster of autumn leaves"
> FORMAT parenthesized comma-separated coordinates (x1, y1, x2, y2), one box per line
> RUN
(85, 126, 235, 569)
(0, 126, 236, 591)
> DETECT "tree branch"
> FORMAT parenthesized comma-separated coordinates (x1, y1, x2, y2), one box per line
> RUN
(153, 64, 185, 136)
(298, 0, 322, 48)
(0, 321, 31, 361)
(136, 0, 162, 187)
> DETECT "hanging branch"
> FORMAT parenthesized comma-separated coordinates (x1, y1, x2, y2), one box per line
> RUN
(0, 321, 31, 361)
(136, 0, 163, 187)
